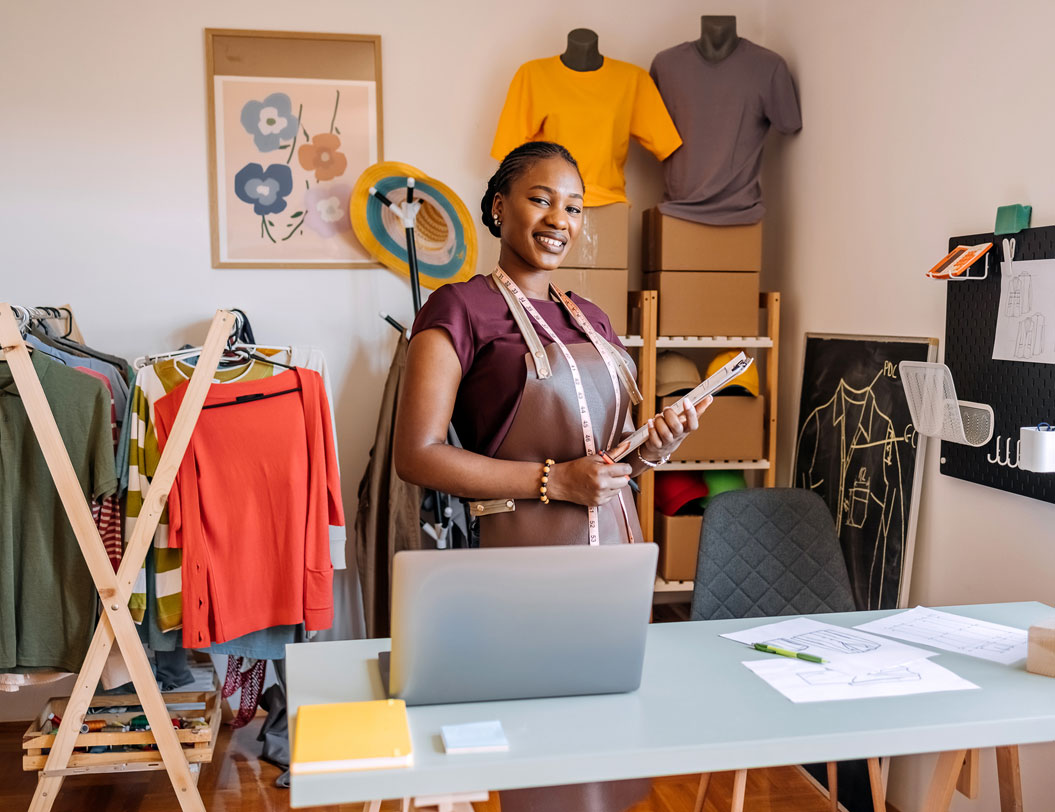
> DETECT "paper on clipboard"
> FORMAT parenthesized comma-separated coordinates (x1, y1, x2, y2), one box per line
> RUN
(605, 352, 753, 462)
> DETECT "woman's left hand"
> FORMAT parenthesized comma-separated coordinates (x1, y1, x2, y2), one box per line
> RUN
(640, 395, 713, 463)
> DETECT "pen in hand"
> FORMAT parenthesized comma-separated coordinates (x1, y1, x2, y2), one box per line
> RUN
(753, 643, 827, 664)
(599, 450, 640, 493)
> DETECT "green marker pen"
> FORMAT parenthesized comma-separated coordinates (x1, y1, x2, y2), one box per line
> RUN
(753, 642, 827, 664)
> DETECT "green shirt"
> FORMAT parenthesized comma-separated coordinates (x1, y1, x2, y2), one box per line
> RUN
(0, 351, 117, 672)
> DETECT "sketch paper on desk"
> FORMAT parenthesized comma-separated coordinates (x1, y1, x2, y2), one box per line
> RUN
(856, 607, 1028, 665)
(993, 258, 1055, 364)
(720, 617, 935, 675)
(743, 656, 979, 703)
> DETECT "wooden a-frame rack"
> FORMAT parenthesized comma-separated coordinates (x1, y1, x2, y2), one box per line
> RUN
(0, 305, 235, 812)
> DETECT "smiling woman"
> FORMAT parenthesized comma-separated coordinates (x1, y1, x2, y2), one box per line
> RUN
(392, 140, 714, 809)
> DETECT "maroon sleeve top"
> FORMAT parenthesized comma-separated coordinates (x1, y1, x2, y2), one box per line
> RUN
(410, 273, 625, 457)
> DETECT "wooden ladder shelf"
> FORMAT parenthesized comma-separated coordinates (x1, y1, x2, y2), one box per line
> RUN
(0, 304, 235, 812)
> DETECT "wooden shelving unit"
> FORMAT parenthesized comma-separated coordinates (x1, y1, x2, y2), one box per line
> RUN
(631, 291, 781, 546)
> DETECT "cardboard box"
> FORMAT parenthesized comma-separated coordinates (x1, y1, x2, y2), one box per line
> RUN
(661, 394, 765, 462)
(563, 203, 629, 269)
(551, 267, 629, 335)
(643, 207, 762, 272)
(655, 513, 703, 582)
(644, 271, 759, 337)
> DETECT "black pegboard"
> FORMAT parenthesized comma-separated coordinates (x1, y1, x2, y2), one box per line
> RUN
(942, 226, 1055, 502)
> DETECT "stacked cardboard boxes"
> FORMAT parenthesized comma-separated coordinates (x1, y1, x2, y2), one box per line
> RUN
(552, 203, 630, 335)
(642, 208, 761, 336)
(644, 208, 768, 579)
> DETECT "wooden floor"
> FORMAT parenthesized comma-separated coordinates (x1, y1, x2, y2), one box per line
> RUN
(1, 718, 846, 812)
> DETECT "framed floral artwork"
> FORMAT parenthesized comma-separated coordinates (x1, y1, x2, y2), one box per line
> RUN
(205, 29, 383, 268)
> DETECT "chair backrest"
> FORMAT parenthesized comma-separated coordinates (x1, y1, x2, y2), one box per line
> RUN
(690, 488, 856, 621)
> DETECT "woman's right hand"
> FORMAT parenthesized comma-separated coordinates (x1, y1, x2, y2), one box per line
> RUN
(547, 455, 633, 507)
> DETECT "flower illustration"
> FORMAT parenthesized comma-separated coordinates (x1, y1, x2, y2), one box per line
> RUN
(303, 184, 351, 238)
(297, 133, 348, 181)
(240, 93, 300, 152)
(234, 163, 293, 215)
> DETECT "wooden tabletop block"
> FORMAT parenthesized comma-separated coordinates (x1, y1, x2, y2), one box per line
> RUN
(1027, 617, 1055, 677)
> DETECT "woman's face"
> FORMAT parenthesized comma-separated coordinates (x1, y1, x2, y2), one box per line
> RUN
(493, 156, 584, 272)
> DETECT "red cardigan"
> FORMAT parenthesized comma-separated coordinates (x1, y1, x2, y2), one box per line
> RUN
(155, 367, 343, 648)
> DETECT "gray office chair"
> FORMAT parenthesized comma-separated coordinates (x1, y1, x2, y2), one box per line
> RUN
(689, 488, 884, 812)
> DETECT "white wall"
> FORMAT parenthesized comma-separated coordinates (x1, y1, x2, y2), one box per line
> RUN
(762, 1, 1055, 809)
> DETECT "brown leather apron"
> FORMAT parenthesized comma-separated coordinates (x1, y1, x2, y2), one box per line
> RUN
(476, 272, 649, 812)
(478, 274, 641, 548)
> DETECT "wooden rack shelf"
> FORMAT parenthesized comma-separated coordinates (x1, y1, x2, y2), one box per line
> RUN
(656, 336, 774, 349)
(23, 682, 222, 773)
(664, 459, 772, 471)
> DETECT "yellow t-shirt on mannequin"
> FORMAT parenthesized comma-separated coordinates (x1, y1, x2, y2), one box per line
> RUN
(491, 56, 682, 207)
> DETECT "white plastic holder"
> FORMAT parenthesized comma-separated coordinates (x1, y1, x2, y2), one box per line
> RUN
(1019, 424, 1055, 472)
(899, 361, 994, 447)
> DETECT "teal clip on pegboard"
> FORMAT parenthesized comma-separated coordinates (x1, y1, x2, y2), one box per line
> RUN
(994, 204, 1031, 235)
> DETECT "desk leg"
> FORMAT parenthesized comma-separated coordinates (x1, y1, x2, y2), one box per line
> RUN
(826, 762, 839, 811)
(730, 769, 747, 812)
(921, 749, 968, 812)
(867, 757, 886, 812)
(693, 773, 711, 812)
(996, 745, 1023, 812)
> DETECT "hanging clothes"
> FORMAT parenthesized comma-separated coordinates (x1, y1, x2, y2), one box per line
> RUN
(126, 348, 347, 641)
(354, 333, 425, 639)
(77, 367, 123, 570)
(125, 357, 283, 632)
(153, 367, 343, 649)
(0, 351, 117, 673)
(25, 329, 130, 418)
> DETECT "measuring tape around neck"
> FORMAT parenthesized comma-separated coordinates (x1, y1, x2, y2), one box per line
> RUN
(494, 268, 634, 545)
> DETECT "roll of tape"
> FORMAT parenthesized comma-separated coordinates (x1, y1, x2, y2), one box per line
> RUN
(1019, 425, 1055, 472)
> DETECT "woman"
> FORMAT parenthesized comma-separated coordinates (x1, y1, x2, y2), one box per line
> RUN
(394, 141, 711, 810)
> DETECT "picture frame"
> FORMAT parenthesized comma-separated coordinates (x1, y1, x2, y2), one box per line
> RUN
(792, 333, 938, 612)
(205, 28, 383, 268)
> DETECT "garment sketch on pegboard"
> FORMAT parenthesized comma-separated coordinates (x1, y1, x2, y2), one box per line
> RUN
(1014, 312, 1045, 358)
(795, 370, 909, 611)
(993, 257, 1055, 364)
(1005, 271, 1032, 317)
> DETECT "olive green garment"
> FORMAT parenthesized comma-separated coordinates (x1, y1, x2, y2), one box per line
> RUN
(0, 351, 117, 672)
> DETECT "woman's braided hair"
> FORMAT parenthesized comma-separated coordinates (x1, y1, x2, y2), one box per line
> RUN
(480, 141, 583, 238)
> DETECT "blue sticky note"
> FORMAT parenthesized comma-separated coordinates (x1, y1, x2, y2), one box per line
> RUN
(440, 720, 509, 754)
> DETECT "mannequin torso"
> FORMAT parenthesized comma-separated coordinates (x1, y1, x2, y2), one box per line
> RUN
(696, 15, 740, 63)
(560, 28, 604, 71)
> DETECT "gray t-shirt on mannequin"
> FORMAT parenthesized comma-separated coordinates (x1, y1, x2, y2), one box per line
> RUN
(650, 39, 801, 225)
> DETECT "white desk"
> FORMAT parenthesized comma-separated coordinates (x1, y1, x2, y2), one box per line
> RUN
(287, 602, 1055, 810)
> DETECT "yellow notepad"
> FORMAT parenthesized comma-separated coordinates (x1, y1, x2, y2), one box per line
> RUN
(291, 699, 413, 774)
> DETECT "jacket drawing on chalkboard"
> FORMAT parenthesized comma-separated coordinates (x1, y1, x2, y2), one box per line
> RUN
(795, 377, 905, 611)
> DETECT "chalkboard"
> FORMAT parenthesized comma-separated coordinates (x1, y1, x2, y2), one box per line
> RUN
(943, 227, 1055, 503)
(793, 334, 938, 611)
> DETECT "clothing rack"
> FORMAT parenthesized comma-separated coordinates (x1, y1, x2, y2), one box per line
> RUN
(0, 304, 235, 812)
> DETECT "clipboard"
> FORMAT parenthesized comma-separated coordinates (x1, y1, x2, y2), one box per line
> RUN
(605, 351, 754, 462)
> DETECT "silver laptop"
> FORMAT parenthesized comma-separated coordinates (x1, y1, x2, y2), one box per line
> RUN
(380, 543, 658, 706)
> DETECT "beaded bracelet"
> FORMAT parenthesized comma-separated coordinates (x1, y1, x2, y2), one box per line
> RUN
(540, 458, 555, 504)
(637, 448, 670, 469)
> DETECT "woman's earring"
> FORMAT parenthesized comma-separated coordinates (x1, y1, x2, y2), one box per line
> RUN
(493, 214, 501, 226)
